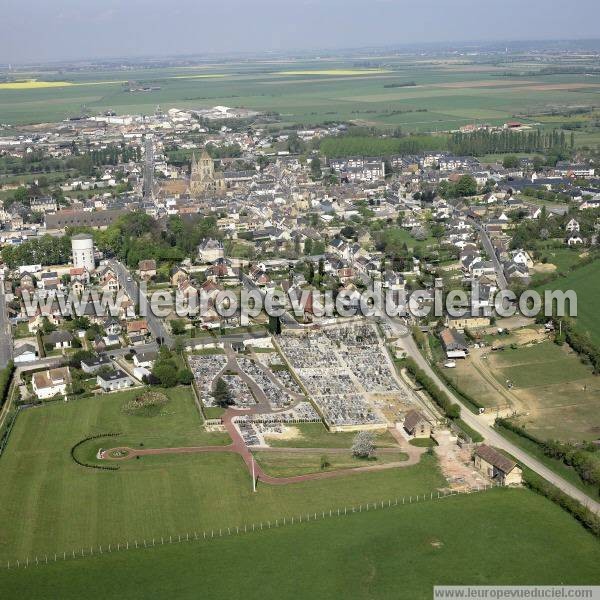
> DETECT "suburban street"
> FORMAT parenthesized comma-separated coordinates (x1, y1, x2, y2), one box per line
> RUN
(109, 260, 174, 348)
(472, 221, 509, 289)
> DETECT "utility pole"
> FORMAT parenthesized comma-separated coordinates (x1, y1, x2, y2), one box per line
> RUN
(251, 456, 256, 492)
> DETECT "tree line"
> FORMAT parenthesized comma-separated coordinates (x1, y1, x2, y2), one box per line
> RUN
(448, 128, 573, 157)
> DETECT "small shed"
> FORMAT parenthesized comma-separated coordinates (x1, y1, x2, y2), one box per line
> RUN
(403, 410, 432, 439)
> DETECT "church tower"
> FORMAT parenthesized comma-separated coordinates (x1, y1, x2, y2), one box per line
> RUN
(189, 149, 225, 196)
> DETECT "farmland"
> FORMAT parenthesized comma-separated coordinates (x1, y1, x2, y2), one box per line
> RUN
(487, 341, 600, 442)
(0, 387, 445, 562)
(1, 488, 598, 600)
(1, 57, 600, 144)
(537, 259, 600, 347)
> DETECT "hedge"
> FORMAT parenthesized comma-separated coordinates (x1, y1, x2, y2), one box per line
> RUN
(403, 358, 460, 420)
(524, 469, 600, 537)
(70, 433, 122, 471)
(0, 361, 14, 410)
(497, 418, 600, 494)
(552, 317, 600, 374)
(431, 362, 484, 413)
(455, 418, 484, 443)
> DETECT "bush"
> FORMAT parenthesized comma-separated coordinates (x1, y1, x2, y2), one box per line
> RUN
(496, 418, 600, 493)
(351, 431, 376, 458)
(404, 358, 460, 420)
(123, 391, 169, 416)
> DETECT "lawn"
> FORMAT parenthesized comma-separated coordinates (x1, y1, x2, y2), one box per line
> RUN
(487, 341, 600, 441)
(0, 390, 446, 562)
(1, 488, 598, 600)
(265, 422, 398, 448)
(537, 258, 600, 347)
(253, 449, 409, 477)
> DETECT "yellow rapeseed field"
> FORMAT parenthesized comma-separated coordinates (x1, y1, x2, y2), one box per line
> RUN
(0, 79, 74, 90)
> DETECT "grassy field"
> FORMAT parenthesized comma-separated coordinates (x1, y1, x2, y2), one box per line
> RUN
(253, 449, 409, 477)
(537, 259, 600, 347)
(0, 388, 446, 562)
(1, 58, 600, 142)
(488, 341, 600, 441)
(265, 422, 398, 448)
(1, 488, 598, 599)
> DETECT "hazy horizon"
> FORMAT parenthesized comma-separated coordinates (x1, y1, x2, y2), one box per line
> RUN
(2, 0, 600, 65)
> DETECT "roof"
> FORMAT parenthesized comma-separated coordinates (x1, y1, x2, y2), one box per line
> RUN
(403, 410, 427, 432)
(32, 367, 71, 390)
(14, 344, 36, 356)
(475, 444, 518, 474)
(138, 259, 157, 271)
(81, 355, 111, 368)
(98, 369, 130, 382)
(43, 330, 73, 344)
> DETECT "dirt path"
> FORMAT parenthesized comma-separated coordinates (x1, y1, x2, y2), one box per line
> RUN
(100, 410, 425, 486)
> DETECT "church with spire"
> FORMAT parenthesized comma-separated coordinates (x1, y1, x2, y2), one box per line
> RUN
(189, 149, 226, 196)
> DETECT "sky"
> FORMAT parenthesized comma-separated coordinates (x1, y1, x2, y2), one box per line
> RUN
(2, 0, 600, 64)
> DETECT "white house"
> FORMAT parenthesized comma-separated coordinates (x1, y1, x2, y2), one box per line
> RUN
(97, 369, 133, 392)
(566, 233, 584, 246)
(510, 249, 534, 269)
(133, 351, 158, 369)
(32, 367, 71, 399)
(13, 343, 37, 364)
(565, 219, 580, 233)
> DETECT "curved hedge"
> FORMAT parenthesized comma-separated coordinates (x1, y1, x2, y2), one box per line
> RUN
(70, 433, 122, 471)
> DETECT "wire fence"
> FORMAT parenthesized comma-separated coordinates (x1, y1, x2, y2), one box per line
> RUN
(3, 483, 501, 570)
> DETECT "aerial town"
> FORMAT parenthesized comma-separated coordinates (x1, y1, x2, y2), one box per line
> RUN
(1, 21, 600, 600)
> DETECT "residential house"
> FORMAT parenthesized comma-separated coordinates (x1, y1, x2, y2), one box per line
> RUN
(97, 369, 133, 392)
(566, 233, 584, 246)
(43, 330, 73, 350)
(126, 319, 149, 337)
(133, 351, 158, 369)
(565, 219, 580, 233)
(13, 343, 38, 364)
(138, 259, 157, 280)
(32, 367, 71, 399)
(80, 354, 112, 374)
(197, 239, 224, 263)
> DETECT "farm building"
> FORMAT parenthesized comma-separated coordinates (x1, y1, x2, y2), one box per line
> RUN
(474, 444, 522, 486)
(439, 328, 469, 359)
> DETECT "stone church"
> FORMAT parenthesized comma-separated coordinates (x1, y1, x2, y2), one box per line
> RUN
(189, 149, 225, 196)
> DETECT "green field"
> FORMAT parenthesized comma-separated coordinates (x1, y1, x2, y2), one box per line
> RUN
(1, 489, 598, 600)
(0, 388, 445, 562)
(253, 449, 408, 477)
(1, 58, 600, 142)
(488, 341, 600, 441)
(538, 259, 600, 347)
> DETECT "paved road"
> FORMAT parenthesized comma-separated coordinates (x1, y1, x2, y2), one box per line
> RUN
(109, 260, 173, 348)
(391, 321, 600, 513)
(472, 221, 508, 289)
(0, 289, 13, 368)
